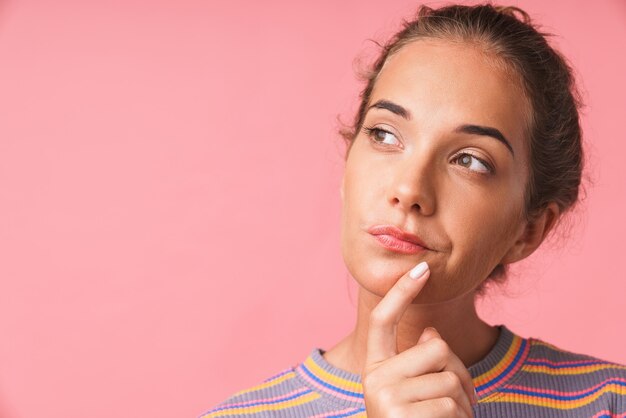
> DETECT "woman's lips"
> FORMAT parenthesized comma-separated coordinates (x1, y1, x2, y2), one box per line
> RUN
(372, 234, 428, 254)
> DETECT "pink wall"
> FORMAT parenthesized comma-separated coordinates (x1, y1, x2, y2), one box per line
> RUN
(0, 0, 624, 417)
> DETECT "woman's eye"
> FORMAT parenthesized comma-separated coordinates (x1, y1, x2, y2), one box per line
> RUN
(363, 126, 399, 146)
(363, 125, 492, 174)
(453, 152, 493, 174)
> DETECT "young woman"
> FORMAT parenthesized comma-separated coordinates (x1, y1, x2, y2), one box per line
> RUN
(200, 3, 626, 417)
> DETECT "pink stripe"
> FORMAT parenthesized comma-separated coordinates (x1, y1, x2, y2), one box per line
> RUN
(309, 407, 359, 418)
(262, 367, 294, 383)
(296, 366, 363, 403)
(591, 411, 626, 418)
(219, 387, 310, 409)
(505, 377, 626, 397)
(527, 358, 614, 367)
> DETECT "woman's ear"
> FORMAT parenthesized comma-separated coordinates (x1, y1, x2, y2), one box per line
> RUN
(501, 201, 560, 265)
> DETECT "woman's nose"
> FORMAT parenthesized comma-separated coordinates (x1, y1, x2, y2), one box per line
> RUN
(386, 151, 436, 216)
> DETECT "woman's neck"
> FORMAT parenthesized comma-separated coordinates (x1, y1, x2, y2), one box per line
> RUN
(322, 285, 500, 376)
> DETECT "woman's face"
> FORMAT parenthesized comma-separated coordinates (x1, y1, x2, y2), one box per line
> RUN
(340, 39, 533, 303)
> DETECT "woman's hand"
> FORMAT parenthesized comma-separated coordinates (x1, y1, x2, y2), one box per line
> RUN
(362, 261, 478, 418)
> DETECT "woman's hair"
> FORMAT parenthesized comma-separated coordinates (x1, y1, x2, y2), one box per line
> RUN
(337, 3, 587, 297)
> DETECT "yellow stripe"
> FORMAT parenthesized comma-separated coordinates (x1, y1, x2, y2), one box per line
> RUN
(303, 356, 363, 394)
(203, 391, 321, 417)
(231, 371, 297, 396)
(481, 384, 626, 409)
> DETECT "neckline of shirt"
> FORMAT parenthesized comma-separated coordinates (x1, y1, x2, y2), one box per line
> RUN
(293, 324, 531, 408)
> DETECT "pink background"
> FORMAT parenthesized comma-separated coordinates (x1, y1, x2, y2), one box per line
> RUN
(0, 0, 624, 417)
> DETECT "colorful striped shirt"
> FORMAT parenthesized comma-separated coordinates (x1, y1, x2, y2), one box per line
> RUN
(200, 325, 626, 417)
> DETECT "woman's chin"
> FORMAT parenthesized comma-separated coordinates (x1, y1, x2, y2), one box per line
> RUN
(351, 261, 477, 305)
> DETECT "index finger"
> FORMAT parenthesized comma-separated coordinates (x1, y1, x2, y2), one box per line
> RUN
(365, 261, 430, 369)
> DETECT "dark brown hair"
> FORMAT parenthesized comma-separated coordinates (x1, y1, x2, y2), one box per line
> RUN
(337, 3, 587, 297)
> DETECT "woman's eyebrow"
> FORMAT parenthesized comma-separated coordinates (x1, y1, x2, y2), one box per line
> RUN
(367, 99, 515, 158)
(368, 99, 412, 120)
(454, 124, 515, 157)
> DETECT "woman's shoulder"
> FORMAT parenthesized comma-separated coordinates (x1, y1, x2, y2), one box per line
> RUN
(198, 365, 303, 418)
(513, 333, 626, 413)
(466, 324, 626, 416)
(198, 347, 367, 418)
(526, 335, 626, 373)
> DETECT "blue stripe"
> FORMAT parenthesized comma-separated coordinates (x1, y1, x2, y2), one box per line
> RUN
(499, 379, 626, 401)
(211, 388, 313, 412)
(301, 364, 363, 399)
(477, 338, 528, 393)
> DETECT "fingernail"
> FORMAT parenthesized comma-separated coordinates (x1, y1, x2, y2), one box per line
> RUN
(409, 261, 429, 280)
(473, 387, 479, 405)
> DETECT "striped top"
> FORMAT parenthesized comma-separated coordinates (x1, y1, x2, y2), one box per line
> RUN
(200, 325, 626, 417)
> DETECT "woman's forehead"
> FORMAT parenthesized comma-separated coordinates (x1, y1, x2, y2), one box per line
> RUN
(370, 38, 531, 155)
